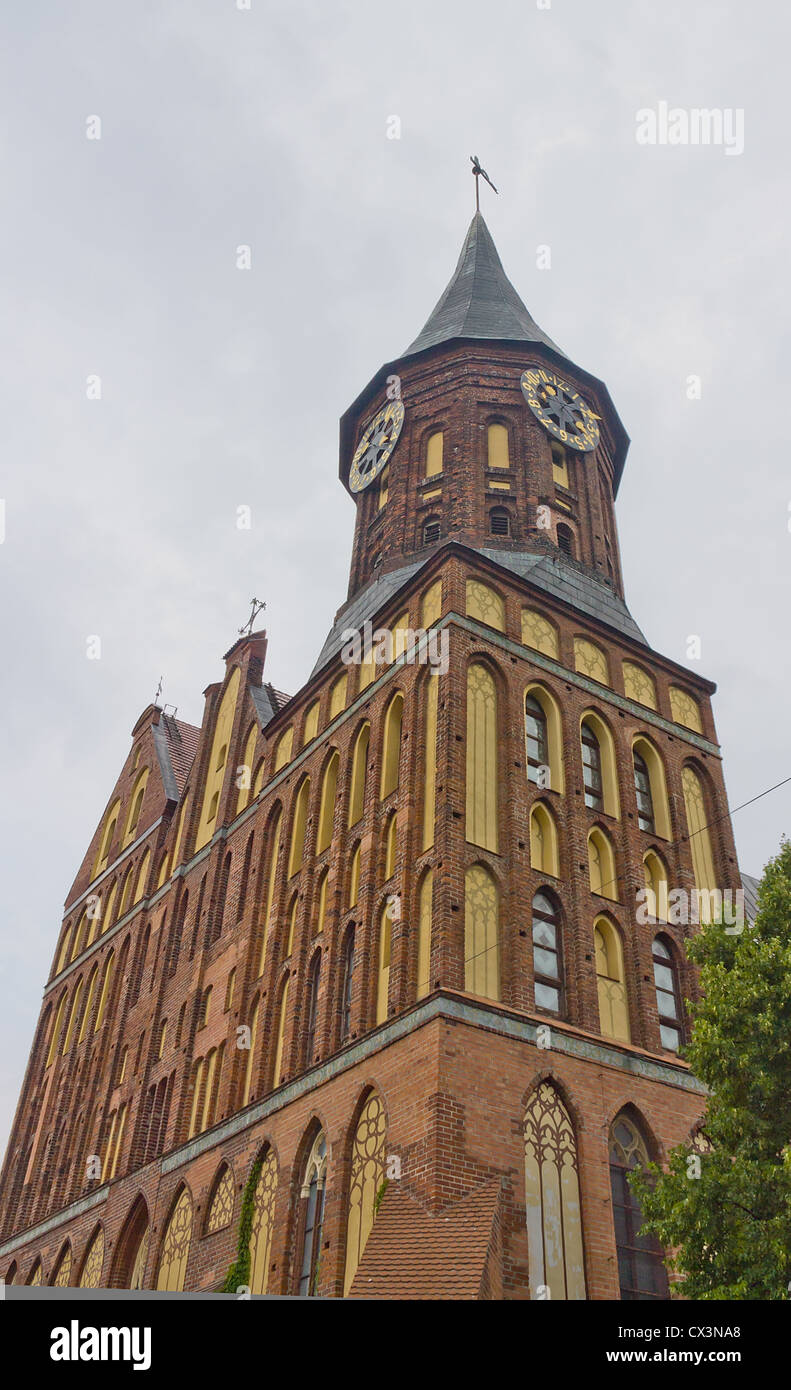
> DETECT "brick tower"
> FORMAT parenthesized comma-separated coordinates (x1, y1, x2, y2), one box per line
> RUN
(0, 213, 744, 1299)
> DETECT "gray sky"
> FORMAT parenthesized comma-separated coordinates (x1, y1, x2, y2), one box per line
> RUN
(2, 0, 789, 1154)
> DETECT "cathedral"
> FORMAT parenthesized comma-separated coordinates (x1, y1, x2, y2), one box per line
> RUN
(0, 210, 747, 1299)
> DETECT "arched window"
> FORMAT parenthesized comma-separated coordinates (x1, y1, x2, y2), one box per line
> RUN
(380, 693, 403, 799)
(581, 720, 603, 811)
(489, 507, 510, 537)
(129, 1220, 150, 1291)
(46, 992, 67, 1066)
(652, 937, 683, 1051)
(77, 966, 99, 1045)
(423, 674, 438, 850)
(377, 465, 389, 509)
(523, 1083, 585, 1299)
(297, 1131, 327, 1297)
(422, 516, 441, 546)
(315, 868, 329, 935)
(525, 694, 548, 784)
(238, 834, 254, 923)
(273, 979, 289, 1087)
(466, 664, 498, 851)
(207, 1165, 235, 1234)
(376, 904, 391, 1024)
(79, 1226, 105, 1289)
(62, 978, 84, 1053)
(416, 870, 433, 1001)
(466, 579, 505, 632)
(302, 701, 320, 747)
(133, 849, 151, 904)
(425, 430, 443, 477)
(258, 809, 282, 975)
(305, 952, 321, 1062)
(316, 752, 339, 853)
(421, 579, 442, 628)
(633, 751, 654, 832)
(195, 671, 240, 852)
(594, 918, 630, 1042)
(464, 864, 499, 1001)
(274, 726, 294, 771)
(587, 827, 618, 901)
(344, 1091, 387, 1295)
(487, 422, 510, 469)
(348, 724, 370, 826)
(682, 766, 717, 918)
(94, 951, 115, 1032)
(643, 851, 669, 922)
(123, 770, 149, 848)
(93, 800, 120, 878)
(581, 713, 620, 818)
(529, 802, 559, 877)
(156, 1188, 193, 1292)
(288, 778, 311, 877)
(52, 1243, 72, 1288)
(609, 1115, 669, 1300)
(340, 928, 355, 1041)
(249, 1149, 279, 1296)
(557, 523, 575, 558)
(27, 1259, 43, 1286)
(531, 893, 563, 1013)
(384, 812, 397, 880)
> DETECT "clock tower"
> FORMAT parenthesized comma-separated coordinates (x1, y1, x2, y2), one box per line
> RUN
(0, 210, 744, 1301)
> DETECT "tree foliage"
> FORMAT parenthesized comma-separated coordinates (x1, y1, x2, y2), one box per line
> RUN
(632, 839, 791, 1299)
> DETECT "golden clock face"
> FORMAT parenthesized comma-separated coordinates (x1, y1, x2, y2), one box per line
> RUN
(349, 400, 405, 493)
(520, 366, 600, 452)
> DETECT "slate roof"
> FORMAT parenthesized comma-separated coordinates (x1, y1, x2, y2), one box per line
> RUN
(347, 1178, 502, 1300)
(741, 873, 760, 925)
(311, 545, 646, 680)
(404, 212, 563, 360)
(249, 681, 290, 729)
(152, 714, 201, 801)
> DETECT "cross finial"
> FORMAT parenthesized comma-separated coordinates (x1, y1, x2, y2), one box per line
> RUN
(239, 597, 266, 637)
(470, 154, 498, 212)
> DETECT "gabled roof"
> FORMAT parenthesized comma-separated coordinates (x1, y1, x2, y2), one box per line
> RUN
(347, 1178, 502, 1300)
(404, 212, 563, 360)
(151, 713, 200, 802)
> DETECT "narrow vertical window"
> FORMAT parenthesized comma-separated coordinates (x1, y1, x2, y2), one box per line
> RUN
(464, 865, 499, 1001)
(380, 694, 403, 800)
(343, 1091, 386, 1295)
(249, 1150, 278, 1295)
(340, 929, 355, 1041)
(376, 905, 391, 1024)
(425, 430, 443, 477)
(466, 664, 498, 851)
(633, 751, 655, 833)
(348, 724, 370, 827)
(531, 893, 562, 1013)
(416, 871, 433, 1001)
(288, 778, 310, 877)
(524, 1083, 585, 1299)
(487, 422, 509, 469)
(156, 1189, 193, 1293)
(525, 694, 549, 784)
(305, 952, 321, 1062)
(609, 1116, 669, 1300)
(581, 720, 604, 811)
(594, 919, 630, 1042)
(297, 1132, 327, 1297)
(652, 937, 682, 1051)
(316, 752, 339, 854)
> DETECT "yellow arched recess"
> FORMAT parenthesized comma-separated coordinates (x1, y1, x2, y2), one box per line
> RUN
(623, 662, 657, 710)
(380, 694, 403, 800)
(423, 674, 438, 850)
(249, 1150, 278, 1295)
(594, 918, 630, 1042)
(156, 1189, 192, 1292)
(376, 904, 391, 1024)
(55, 924, 72, 974)
(258, 810, 282, 974)
(425, 430, 443, 477)
(288, 780, 310, 877)
(521, 608, 559, 659)
(580, 712, 620, 819)
(391, 611, 410, 663)
(464, 865, 499, 1000)
(77, 967, 98, 1045)
(273, 980, 289, 1087)
(236, 723, 258, 814)
(671, 686, 703, 733)
(46, 993, 67, 1066)
(171, 795, 190, 871)
(466, 664, 498, 851)
(644, 850, 669, 921)
(195, 669, 241, 851)
(133, 849, 150, 904)
(100, 880, 117, 935)
(348, 724, 370, 826)
(487, 422, 510, 469)
(523, 1082, 586, 1300)
(302, 701, 320, 747)
(70, 911, 88, 960)
(349, 844, 361, 908)
(315, 868, 329, 934)
(588, 827, 618, 901)
(682, 766, 717, 916)
(417, 870, 433, 1000)
(384, 813, 397, 879)
(274, 726, 294, 772)
(79, 1228, 105, 1289)
(329, 672, 348, 718)
(466, 579, 505, 632)
(633, 736, 671, 839)
(530, 802, 559, 877)
(94, 951, 115, 1031)
(157, 852, 171, 889)
(93, 800, 120, 878)
(285, 896, 298, 956)
(574, 638, 609, 686)
(62, 979, 84, 1053)
(241, 998, 259, 1107)
(525, 683, 565, 793)
(421, 579, 442, 629)
(122, 770, 149, 849)
(317, 752, 339, 854)
(344, 1091, 387, 1295)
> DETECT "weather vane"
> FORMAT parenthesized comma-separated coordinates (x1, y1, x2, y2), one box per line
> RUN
(470, 155, 498, 212)
(239, 597, 266, 637)
(154, 675, 164, 707)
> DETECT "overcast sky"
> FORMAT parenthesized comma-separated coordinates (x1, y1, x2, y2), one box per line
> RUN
(1, 0, 789, 1154)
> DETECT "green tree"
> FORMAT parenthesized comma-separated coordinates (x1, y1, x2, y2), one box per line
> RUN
(632, 839, 791, 1299)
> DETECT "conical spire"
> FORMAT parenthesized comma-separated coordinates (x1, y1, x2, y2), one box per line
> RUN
(403, 212, 563, 359)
